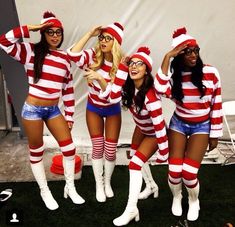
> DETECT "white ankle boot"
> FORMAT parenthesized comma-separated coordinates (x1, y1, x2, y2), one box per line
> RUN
(113, 169, 143, 226)
(63, 158, 85, 204)
(30, 161, 59, 210)
(113, 207, 139, 226)
(92, 159, 106, 202)
(139, 163, 159, 200)
(168, 181, 183, 216)
(104, 160, 115, 198)
(186, 183, 200, 221)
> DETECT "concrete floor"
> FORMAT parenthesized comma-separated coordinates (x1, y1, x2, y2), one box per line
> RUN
(0, 131, 234, 183)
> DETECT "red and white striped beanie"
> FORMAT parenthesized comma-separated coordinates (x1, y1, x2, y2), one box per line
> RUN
(102, 22, 124, 45)
(172, 27, 197, 48)
(40, 11, 63, 31)
(131, 46, 153, 71)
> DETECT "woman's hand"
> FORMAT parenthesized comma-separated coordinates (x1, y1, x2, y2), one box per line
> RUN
(27, 22, 53, 32)
(208, 138, 218, 151)
(166, 43, 188, 59)
(89, 26, 102, 37)
(83, 68, 101, 84)
(120, 56, 130, 67)
(67, 121, 73, 130)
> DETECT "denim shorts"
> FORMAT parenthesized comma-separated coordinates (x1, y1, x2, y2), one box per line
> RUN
(87, 101, 121, 117)
(21, 102, 61, 120)
(169, 114, 210, 136)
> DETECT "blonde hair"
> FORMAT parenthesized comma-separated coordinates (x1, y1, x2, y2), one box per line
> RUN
(90, 38, 124, 82)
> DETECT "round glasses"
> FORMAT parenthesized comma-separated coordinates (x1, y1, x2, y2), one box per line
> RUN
(45, 29, 63, 37)
(98, 34, 114, 42)
(184, 47, 200, 56)
(128, 60, 145, 68)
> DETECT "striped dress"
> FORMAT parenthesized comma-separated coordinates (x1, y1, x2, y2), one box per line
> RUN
(154, 66, 223, 138)
(0, 26, 75, 122)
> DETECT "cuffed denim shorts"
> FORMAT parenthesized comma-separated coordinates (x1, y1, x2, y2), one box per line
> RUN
(21, 102, 61, 120)
(169, 114, 210, 136)
(87, 101, 121, 117)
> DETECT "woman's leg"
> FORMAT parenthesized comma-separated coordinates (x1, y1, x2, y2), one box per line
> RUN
(22, 118, 59, 210)
(46, 114, 85, 204)
(130, 127, 159, 200)
(168, 129, 187, 216)
(86, 110, 106, 202)
(183, 134, 209, 221)
(113, 136, 158, 226)
(103, 113, 121, 198)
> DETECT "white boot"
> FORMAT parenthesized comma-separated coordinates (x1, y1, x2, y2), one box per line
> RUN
(30, 161, 59, 210)
(138, 163, 159, 200)
(186, 183, 200, 221)
(113, 170, 142, 226)
(92, 159, 106, 202)
(168, 181, 183, 216)
(63, 158, 85, 204)
(104, 160, 115, 198)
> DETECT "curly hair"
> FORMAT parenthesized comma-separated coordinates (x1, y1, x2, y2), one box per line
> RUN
(170, 54, 205, 102)
(33, 31, 64, 83)
(122, 67, 153, 114)
(90, 38, 123, 82)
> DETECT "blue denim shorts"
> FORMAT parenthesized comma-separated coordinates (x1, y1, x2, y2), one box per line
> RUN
(87, 101, 121, 117)
(169, 114, 210, 136)
(21, 102, 61, 120)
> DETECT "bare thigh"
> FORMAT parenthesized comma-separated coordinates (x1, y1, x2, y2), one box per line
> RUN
(168, 129, 187, 159)
(21, 118, 44, 147)
(86, 109, 104, 137)
(185, 134, 209, 163)
(45, 114, 72, 142)
(137, 136, 159, 160)
(105, 113, 121, 140)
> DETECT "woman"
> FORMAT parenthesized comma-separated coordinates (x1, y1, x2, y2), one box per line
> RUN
(67, 23, 124, 202)
(105, 47, 168, 226)
(154, 27, 223, 221)
(0, 12, 85, 210)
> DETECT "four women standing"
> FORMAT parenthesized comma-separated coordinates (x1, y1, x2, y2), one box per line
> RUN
(0, 11, 223, 224)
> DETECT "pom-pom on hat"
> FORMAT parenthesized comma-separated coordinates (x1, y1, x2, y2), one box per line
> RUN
(172, 27, 197, 48)
(102, 22, 124, 45)
(131, 46, 153, 71)
(40, 11, 63, 31)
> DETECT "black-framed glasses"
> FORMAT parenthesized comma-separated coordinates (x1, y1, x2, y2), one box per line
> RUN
(128, 60, 145, 68)
(45, 29, 63, 37)
(184, 47, 200, 56)
(98, 34, 114, 42)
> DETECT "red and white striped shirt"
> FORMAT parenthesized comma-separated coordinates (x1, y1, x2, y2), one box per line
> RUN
(67, 48, 116, 107)
(0, 26, 75, 122)
(105, 64, 169, 162)
(154, 66, 223, 138)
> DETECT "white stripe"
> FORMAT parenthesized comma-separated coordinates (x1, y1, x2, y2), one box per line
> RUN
(28, 87, 60, 99)
(108, 24, 123, 38)
(30, 145, 44, 153)
(131, 155, 144, 167)
(183, 163, 198, 174)
(169, 175, 181, 184)
(169, 164, 183, 172)
(60, 143, 75, 152)
(183, 178, 197, 186)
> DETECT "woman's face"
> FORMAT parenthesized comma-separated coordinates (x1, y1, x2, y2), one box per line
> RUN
(182, 46, 200, 68)
(44, 27, 63, 50)
(98, 32, 114, 53)
(128, 57, 147, 88)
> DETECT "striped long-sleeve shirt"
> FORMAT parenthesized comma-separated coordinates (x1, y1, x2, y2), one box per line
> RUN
(105, 63, 169, 162)
(0, 26, 75, 122)
(67, 47, 116, 107)
(154, 66, 223, 138)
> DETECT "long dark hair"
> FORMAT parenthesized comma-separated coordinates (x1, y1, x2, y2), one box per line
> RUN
(33, 31, 64, 83)
(171, 54, 205, 102)
(122, 67, 153, 114)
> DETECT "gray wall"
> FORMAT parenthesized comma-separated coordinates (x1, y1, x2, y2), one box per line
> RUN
(0, 0, 27, 136)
